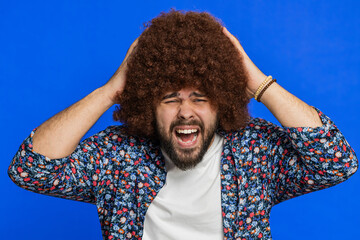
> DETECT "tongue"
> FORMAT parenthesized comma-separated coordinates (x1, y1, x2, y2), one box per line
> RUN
(179, 133, 195, 142)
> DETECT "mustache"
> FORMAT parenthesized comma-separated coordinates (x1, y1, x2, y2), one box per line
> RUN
(170, 119, 204, 132)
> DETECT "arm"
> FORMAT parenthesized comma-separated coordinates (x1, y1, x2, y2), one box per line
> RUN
(8, 38, 139, 202)
(222, 27, 358, 202)
(33, 37, 139, 159)
(222, 27, 322, 128)
(269, 109, 358, 203)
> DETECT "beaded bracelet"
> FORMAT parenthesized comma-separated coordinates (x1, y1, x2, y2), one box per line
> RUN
(255, 78, 277, 102)
(254, 75, 272, 100)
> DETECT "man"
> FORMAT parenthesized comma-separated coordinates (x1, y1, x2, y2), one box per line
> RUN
(8, 9, 358, 240)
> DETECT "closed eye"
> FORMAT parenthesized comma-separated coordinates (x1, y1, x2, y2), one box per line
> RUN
(164, 99, 179, 103)
(193, 98, 207, 102)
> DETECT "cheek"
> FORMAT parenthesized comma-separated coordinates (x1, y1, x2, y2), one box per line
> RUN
(197, 108, 218, 125)
(156, 107, 177, 128)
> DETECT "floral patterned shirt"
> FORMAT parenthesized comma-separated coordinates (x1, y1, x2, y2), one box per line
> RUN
(8, 108, 358, 239)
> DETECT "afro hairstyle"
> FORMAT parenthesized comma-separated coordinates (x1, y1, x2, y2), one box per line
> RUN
(113, 8, 250, 139)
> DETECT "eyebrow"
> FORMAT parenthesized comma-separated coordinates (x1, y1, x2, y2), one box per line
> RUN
(162, 92, 179, 100)
(189, 92, 206, 97)
(161, 91, 206, 100)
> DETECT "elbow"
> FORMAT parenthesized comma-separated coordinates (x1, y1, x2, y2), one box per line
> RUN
(8, 144, 35, 189)
(341, 141, 358, 178)
(316, 150, 358, 184)
(333, 150, 358, 181)
(344, 152, 358, 178)
(331, 139, 358, 180)
(8, 157, 26, 188)
(8, 160, 16, 182)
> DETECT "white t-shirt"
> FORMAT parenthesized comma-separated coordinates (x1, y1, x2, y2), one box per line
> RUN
(142, 133, 224, 240)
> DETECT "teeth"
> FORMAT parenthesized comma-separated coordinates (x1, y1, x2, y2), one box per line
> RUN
(176, 129, 198, 134)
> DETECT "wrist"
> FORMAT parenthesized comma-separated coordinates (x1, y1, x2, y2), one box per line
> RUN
(255, 77, 277, 102)
(247, 73, 267, 97)
(96, 86, 117, 108)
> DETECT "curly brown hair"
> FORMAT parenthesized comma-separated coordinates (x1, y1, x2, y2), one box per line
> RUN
(113, 9, 250, 139)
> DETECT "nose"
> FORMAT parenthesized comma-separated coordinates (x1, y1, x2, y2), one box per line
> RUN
(177, 101, 194, 120)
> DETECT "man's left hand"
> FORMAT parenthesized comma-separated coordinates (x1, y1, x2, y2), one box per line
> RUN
(222, 27, 267, 99)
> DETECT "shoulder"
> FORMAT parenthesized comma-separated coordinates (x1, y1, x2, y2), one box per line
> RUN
(87, 125, 150, 144)
(219, 117, 286, 143)
(81, 125, 158, 155)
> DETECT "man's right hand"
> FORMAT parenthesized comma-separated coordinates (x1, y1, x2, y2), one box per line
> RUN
(102, 37, 139, 105)
(32, 36, 140, 159)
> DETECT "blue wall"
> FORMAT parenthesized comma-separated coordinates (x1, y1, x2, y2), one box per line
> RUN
(1, 0, 359, 239)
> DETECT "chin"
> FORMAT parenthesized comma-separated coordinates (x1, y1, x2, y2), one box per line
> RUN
(156, 118, 218, 171)
(172, 146, 204, 170)
(162, 136, 211, 171)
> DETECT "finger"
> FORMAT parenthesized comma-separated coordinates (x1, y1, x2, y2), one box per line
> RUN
(124, 38, 139, 61)
(222, 27, 245, 51)
(222, 26, 229, 34)
(128, 38, 139, 54)
(222, 27, 234, 39)
(222, 27, 238, 43)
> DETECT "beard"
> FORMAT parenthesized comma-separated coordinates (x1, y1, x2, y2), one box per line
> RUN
(156, 118, 218, 171)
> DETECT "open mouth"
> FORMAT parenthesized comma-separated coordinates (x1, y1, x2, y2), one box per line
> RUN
(174, 127, 200, 147)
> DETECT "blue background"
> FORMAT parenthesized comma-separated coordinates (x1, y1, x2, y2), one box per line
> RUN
(1, 0, 359, 239)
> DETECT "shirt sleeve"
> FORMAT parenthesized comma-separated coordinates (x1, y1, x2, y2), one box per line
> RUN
(270, 107, 358, 205)
(8, 128, 106, 204)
